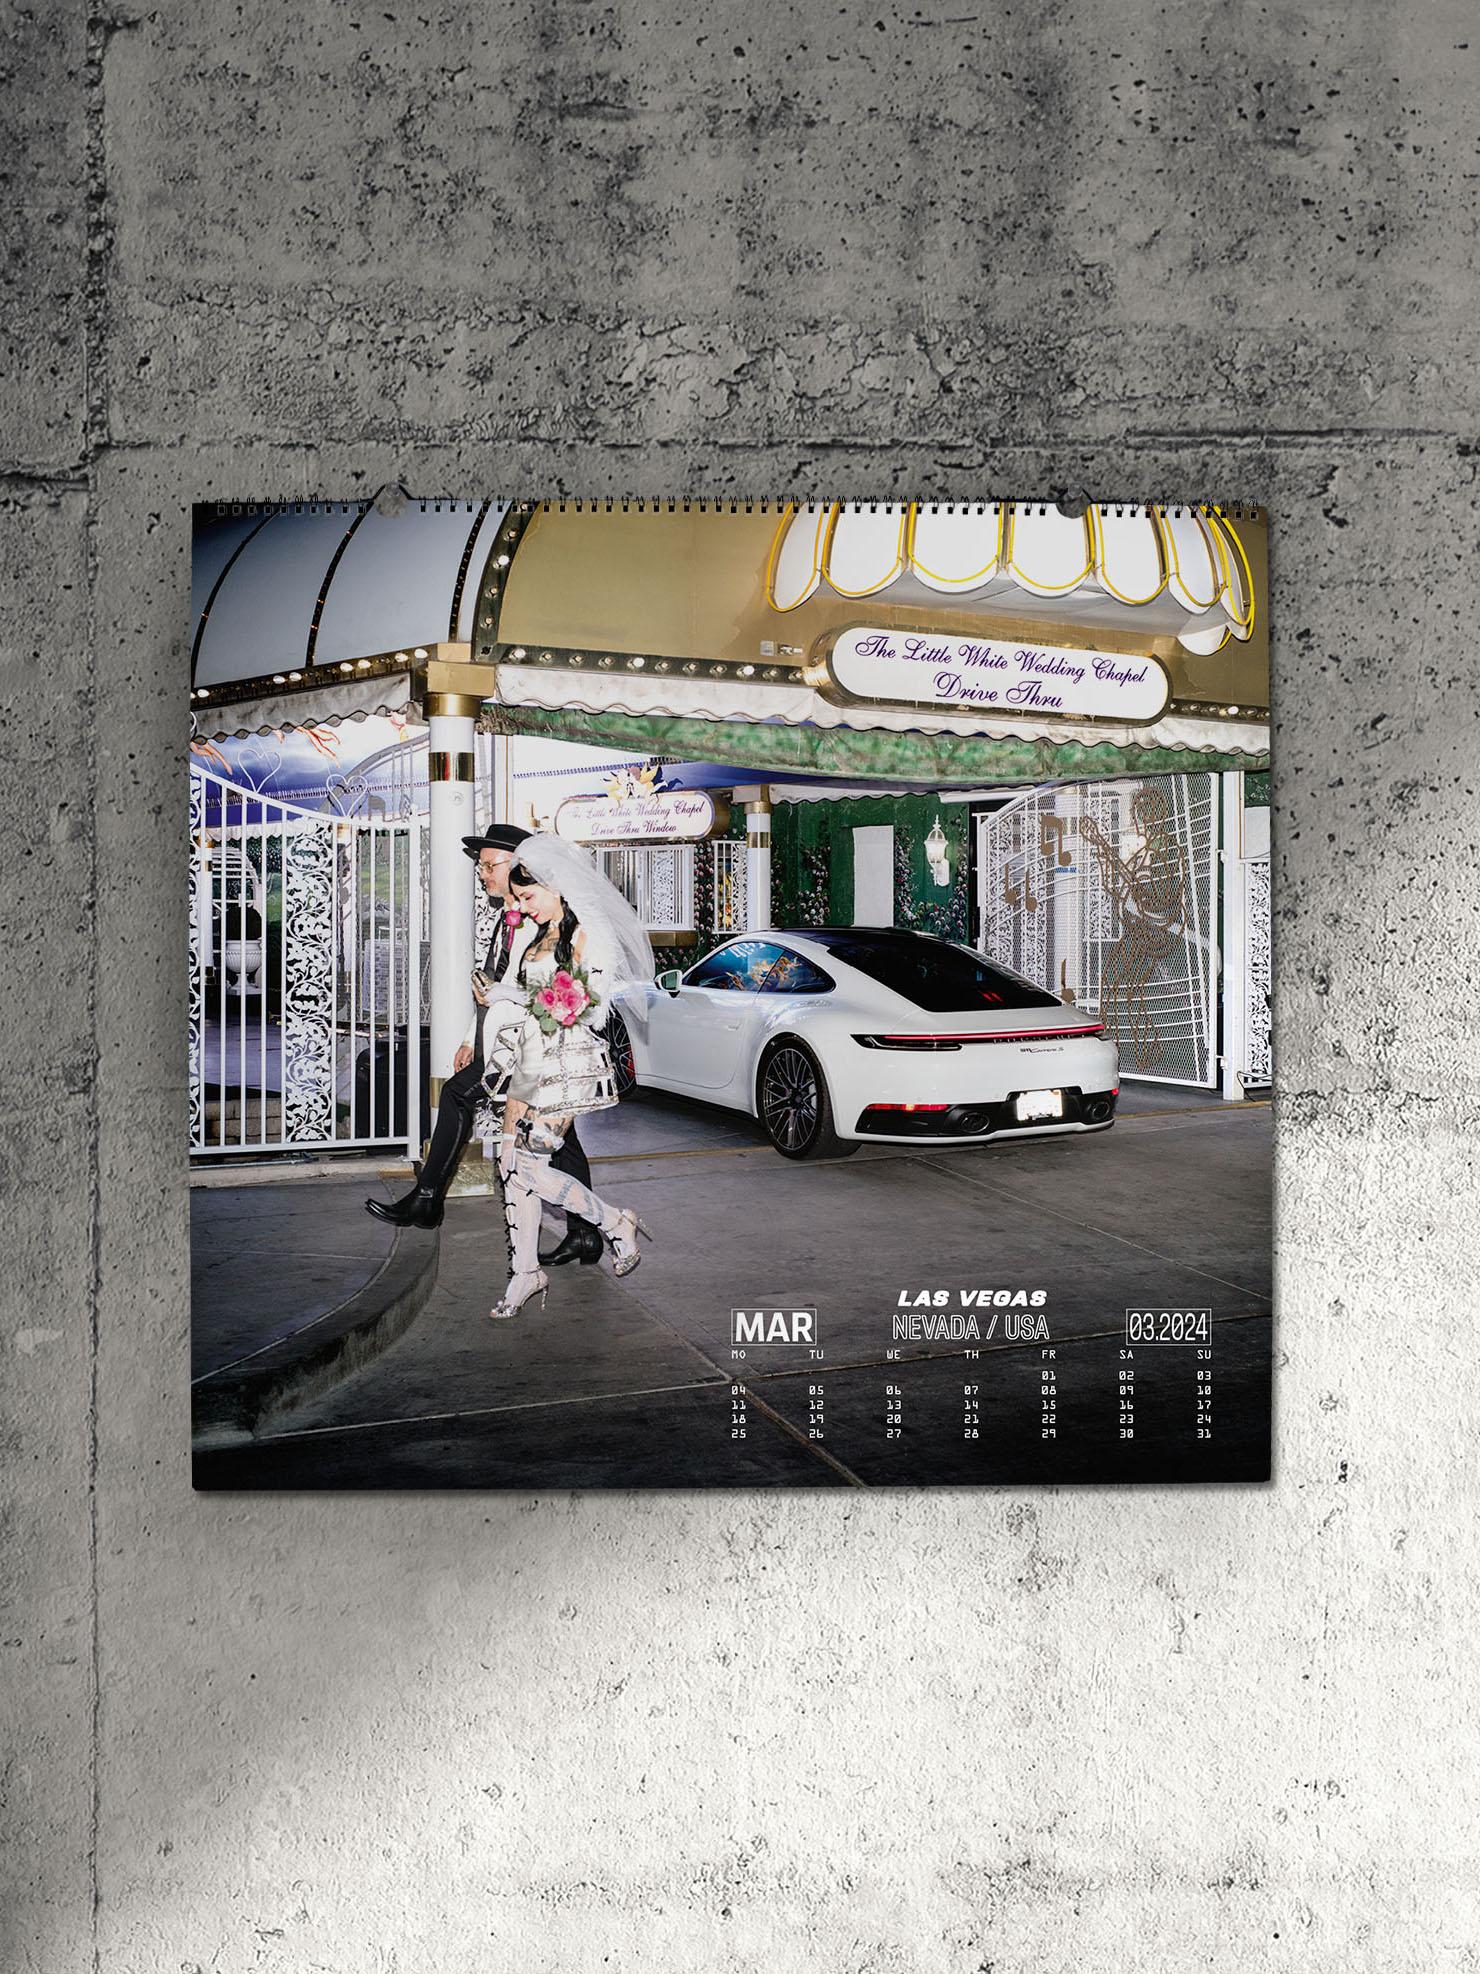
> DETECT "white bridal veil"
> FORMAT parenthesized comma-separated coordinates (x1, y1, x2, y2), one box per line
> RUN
(511, 833, 656, 991)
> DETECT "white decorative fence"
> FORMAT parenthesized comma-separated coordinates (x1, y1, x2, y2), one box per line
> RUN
(977, 775, 1220, 1088)
(190, 763, 426, 1158)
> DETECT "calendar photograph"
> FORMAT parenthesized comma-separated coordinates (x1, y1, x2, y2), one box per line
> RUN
(189, 498, 1272, 1488)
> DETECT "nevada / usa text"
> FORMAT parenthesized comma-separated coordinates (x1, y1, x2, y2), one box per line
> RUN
(892, 1287, 1050, 1344)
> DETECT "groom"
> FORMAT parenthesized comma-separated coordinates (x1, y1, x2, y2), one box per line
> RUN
(365, 823, 604, 1263)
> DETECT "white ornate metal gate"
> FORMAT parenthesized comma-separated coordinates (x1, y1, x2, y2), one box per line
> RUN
(712, 839, 748, 933)
(1221, 777, 1272, 1095)
(190, 763, 426, 1157)
(977, 775, 1220, 1087)
(1240, 857, 1272, 1087)
(594, 843, 697, 938)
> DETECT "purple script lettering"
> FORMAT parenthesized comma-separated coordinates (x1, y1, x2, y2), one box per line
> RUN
(955, 642, 1008, 671)
(1005, 678, 1064, 710)
(900, 635, 951, 665)
(1091, 657, 1147, 688)
(935, 671, 999, 704)
(1013, 647, 1084, 685)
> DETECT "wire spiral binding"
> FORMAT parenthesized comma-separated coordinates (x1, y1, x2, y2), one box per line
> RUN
(540, 498, 1261, 516)
(206, 497, 1262, 520)
(203, 499, 488, 518)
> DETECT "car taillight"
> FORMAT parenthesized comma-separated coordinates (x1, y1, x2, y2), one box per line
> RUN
(854, 1025, 1102, 1048)
(863, 1102, 950, 1113)
(853, 1034, 961, 1051)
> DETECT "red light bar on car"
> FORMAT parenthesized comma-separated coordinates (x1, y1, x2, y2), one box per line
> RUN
(863, 1102, 950, 1113)
(853, 1025, 1103, 1049)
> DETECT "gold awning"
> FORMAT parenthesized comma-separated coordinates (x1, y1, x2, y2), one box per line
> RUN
(491, 500, 1268, 722)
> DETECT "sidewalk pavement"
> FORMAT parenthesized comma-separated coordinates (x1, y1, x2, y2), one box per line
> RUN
(192, 1087, 1273, 1487)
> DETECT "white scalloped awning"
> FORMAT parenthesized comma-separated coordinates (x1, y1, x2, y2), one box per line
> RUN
(493, 663, 1269, 761)
(767, 503, 1255, 656)
(192, 671, 419, 739)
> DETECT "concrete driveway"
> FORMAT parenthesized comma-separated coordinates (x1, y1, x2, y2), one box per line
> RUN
(194, 1084, 1272, 1489)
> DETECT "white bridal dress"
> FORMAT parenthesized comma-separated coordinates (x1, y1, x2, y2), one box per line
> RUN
(475, 833, 657, 1318)
(480, 951, 618, 1119)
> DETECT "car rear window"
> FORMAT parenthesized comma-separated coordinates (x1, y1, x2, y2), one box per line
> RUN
(813, 935, 1062, 1012)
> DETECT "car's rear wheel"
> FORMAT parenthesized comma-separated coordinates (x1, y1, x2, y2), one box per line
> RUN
(607, 1009, 638, 1099)
(758, 1040, 858, 1160)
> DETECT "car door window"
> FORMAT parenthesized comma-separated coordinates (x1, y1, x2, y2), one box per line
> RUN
(684, 940, 787, 991)
(756, 950, 833, 995)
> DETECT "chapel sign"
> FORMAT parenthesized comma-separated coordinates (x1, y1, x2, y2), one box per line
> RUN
(555, 786, 719, 844)
(824, 626, 1171, 725)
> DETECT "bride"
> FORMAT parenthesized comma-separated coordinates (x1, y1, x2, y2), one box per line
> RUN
(476, 833, 655, 1321)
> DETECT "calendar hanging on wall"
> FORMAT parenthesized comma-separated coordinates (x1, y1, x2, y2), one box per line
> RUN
(188, 497, 1272, 1489)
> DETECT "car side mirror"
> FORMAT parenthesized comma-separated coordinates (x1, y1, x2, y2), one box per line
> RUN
(656, 968, 683, 994)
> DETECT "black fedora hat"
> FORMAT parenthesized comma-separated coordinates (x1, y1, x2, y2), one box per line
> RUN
(461, 823, 529, 862)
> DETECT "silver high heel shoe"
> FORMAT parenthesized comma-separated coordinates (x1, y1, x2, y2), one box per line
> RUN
(489, 1270, 549, 1320)
(606, 1211, 654, 1278)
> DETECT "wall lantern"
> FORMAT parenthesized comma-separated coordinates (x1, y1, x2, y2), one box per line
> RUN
(925, 816, 951, 887)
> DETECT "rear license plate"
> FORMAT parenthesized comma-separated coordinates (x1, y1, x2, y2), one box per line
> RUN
(1015, 1089, 1063, 1121)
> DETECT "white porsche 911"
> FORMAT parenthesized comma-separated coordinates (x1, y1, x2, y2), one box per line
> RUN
(608, 928, 1120, 1160)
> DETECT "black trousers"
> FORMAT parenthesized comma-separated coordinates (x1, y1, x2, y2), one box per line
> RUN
(419, 1060, 595, 1227)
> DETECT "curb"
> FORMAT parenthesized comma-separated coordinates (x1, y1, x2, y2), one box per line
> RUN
(191, 1226, 440, 1449)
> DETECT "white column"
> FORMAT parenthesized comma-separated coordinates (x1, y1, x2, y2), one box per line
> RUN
(428, 698, 478, 1094)
(1220, 771, 1247, 1102)
(745, 794, 772, 931)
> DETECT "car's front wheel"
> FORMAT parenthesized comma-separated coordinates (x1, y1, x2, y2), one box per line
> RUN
(757, 1040, 858, 1160)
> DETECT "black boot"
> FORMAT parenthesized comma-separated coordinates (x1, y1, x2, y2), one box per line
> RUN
(370, 1079, 477, 1227)
(540, 1217, 604, 1266)
(366, 1184, 444, 1229)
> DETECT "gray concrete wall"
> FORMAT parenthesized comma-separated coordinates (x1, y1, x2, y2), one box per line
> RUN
(4, 3, 1474, 1967)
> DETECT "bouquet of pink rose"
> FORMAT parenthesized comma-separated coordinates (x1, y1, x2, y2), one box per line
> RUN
(528, 964, 602, 1035)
